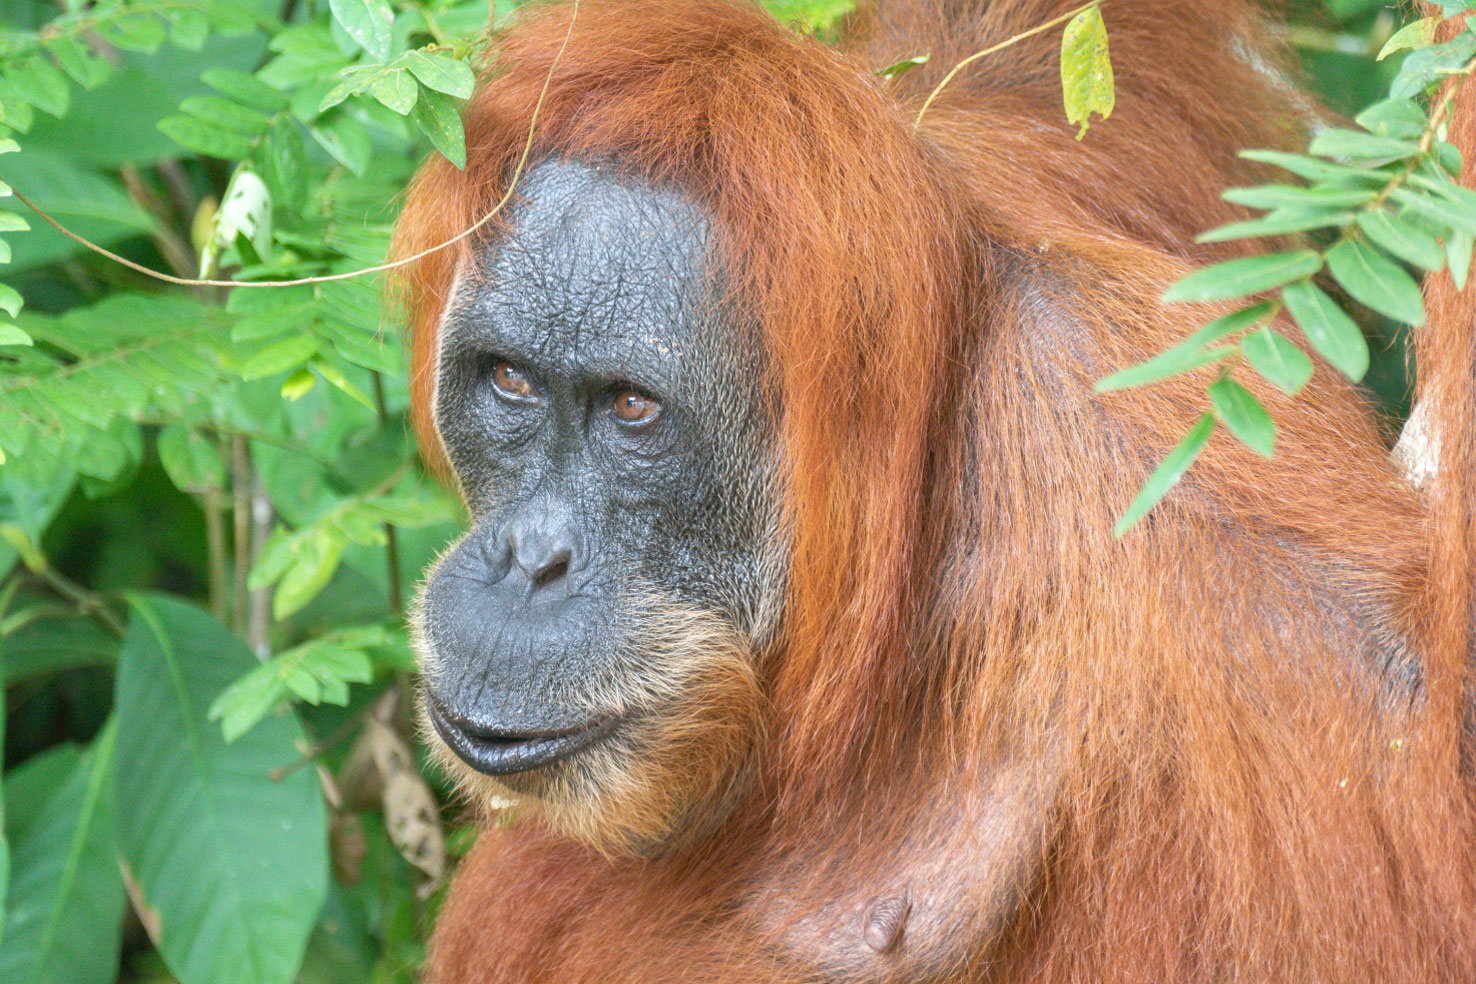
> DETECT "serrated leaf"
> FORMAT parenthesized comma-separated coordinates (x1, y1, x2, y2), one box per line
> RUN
(1281, 278, 1370, 381)
(1197, 207, 1355, 243)
(1096, 302, 1273, 392)
(1325, 237, 1425, 326)
(1208, 376, 1275, 458)
(1356, 210, 1445, 271)
(1059, 4, 1113, 140)
(1113, 413, 1215, 538)
(329, 0, 394, 61)
(412, 87, 466, 169)
(158, 114, 255, 159)
(402, 49, 475, 99)
(201, 68, 290, 112)
(1162, 250, 1323, 304)
(1240, 327, 1314, 396)
(157, 425, 224, 493)
(114, 595, 327, 984)
(1377, 16, 1437, 61)
(0, 728, 123, 984)
(370, 68, 417, 114)
(1222, 184, 1375, 210)
(878, 54, 929, 78)
(273, 529, 346, 619)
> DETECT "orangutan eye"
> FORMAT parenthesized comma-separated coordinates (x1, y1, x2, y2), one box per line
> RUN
(490, 361, 536, 401)
(612, 389, 661, 424)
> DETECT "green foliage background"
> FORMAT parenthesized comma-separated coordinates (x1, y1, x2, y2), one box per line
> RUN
(0, 1, 1431, 981)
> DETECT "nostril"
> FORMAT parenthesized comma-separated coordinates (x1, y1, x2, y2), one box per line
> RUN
(532, 555, 570, 589)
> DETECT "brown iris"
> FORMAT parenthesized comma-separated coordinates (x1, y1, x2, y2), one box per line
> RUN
(613, 389, 660, 424)
(491, 361, 534, 399)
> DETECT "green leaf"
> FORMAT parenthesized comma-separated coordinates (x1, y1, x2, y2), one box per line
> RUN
(1096, 301, 1272, 392)
(1222, 184, 1375, 210)
(1448, 228, 1474, 291)
(1307, 128, 1421, 161)
(157, 425, 225, 493)
(0, 323, 32, 346)
(265, 122, 306, 211)
(1325, 237, 1426, 326)
(1355, 210, 1445, 271)
(330, 0, 395, 62)
(114, 595, 328, 984)
(208, 632, 376, 742)
(5, 56, 69, 119)
(201, 68, 290, 112)
(158, 114, 256, 159)
(1280, 279, 1370, 381)
(239, 331, 320, 379)
(0, 283, 22, 318)
(1391, 31, 1476, 99)
(179, 94, 272, 136)
(1208, 377, 1275, 458)
(1197, 208, 1355, 243)
(1238, 148, 1385, 184)
(273, 528, 346, 619)
(1113, 413, 1215, 538)
(370, 68, 418, 115)
(281, 366, 316, 400)
(402, 49, 475, 99)
(309, 111, 372, 175)
(42, 37, 111, 91)
(1162, 250, 1324, 304)
(1377, 16, 1437, 61)
(1059, 4, 1114, 140)
(1389, 185, 1476, 237)
(0, 728, 123, 984)
(0, 211, 28, 233)
(1353, 98, 1428, 139)
(412, 87, 466, 169)
(877, 54, 929, 78)
(1240, 327, 1314, 396)
(99, 13, 168, 53)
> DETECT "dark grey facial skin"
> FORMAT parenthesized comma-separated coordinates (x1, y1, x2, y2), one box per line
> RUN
(421, 159, 780, 779)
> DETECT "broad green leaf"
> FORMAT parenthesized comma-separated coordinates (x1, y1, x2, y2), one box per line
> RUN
(1377, 17, 1437, 61)
(1059, 4, 1113, 140)
(1325, 238, 1425, 326)
(1353, 98, 1428, 139)
(273, 529, 346, 619)
(1240, 327, 1314, 396)
(114, 595, 328, 984)
(1113, 413, 1215, 538)
(1308, 128, 1421, 161)
(1096, 302, 1273, 392)
(179, 94, 273, 136)
(309, 111, 371, 175)
(0, 284, 22, 318)
(877, 54, 929, 78)
(1391, 31, 1476, 99)
(371, 68, 418, 115)
(1197, 208, 1355, 243)
(1281, 279, 1370, 381)
(1356, 210, 1445, 271)
(0, 323, 29, 346)
(1448, 228, 1474, 291)
(239, 331, 320, 379)
(1162, 250, 1323, 304)
(0, 726, 123, 984)
(208, 631, 377, 741)
(1222, 184, 1374, 210)
(412, 87, 466, 169)
(5, 56, 69, 119)
(158, 114, 256, 159)
(1, 614, 118, 686)
(157, 425, 225, 493)
(329, 0, 394, 62)
(1208, 377, 1275, 458)
(201, 68, 290, 112)
(402, 50, 476, 99)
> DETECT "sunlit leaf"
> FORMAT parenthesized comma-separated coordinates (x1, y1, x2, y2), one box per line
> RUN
(1113, 413, 1215, 538)
(1162, 250, 1323, 304)
(1060, 4, 1114, 140)
(1325, 237, 1425, 326)
(1208, 377, 1275, 458)
(1096, 302, 1273, 392)
(1240, 327, 1314, 396)
(1281, 278, 1370, 381)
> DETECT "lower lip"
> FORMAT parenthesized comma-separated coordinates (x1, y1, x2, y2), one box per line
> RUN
(426, 697, 618, 775)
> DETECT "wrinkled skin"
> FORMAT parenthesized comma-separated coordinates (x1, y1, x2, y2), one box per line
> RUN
(417, 160, 782, 839)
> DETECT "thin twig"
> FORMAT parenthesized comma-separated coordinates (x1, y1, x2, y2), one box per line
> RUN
(0, 0, 581, 290)
(914, 0, 1102, 128)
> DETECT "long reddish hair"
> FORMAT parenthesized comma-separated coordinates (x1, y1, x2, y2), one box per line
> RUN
(395, 1, 1476, 979)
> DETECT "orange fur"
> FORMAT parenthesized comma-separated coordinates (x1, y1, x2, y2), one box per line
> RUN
(392, 1, 1476, 980)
